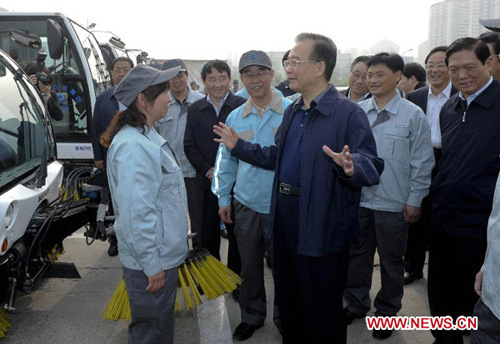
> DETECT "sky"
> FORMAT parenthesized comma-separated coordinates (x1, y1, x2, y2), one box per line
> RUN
(1, 0, 441, 61)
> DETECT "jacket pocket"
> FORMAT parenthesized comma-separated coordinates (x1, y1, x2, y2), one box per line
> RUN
(384, 128, 410, 162)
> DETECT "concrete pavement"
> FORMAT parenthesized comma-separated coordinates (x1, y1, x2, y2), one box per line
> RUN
(1, 229, 470, 343)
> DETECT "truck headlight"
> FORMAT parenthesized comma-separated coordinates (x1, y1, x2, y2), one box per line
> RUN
(4, 203, 14, 228)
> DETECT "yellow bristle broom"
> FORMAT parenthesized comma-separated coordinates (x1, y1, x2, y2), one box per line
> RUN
(102, 248, 242, 320)
(0, 308, 11, 338)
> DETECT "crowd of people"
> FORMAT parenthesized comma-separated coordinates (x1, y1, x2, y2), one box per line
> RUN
(90, 30, 500, 344)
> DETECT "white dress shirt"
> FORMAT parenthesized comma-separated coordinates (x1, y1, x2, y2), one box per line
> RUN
(426, 82, 452, 149)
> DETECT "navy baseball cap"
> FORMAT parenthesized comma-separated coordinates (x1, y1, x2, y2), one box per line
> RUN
(238, 50, 272, 73)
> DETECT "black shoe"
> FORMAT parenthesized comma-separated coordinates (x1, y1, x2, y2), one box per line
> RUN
(232, 322, 263, 341)
(372, 329, 393, 340)
(344, 307, 364, 325)
(404, 272, 423, 285)
(221, 229, 229, 239)
(107, 245, 118, 257)
(232, 286, 240, 302)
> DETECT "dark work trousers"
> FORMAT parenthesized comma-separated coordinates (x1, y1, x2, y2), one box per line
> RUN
(184, 176, 204, 249)
(405, 148, 442, 276)
(274, 192, 349, 344)
(123, 266, 178, 344)
(233, 199, 276, 326)
(470, 298, 500, 344)
(428, 229, 486, 344)
(185, 174, 240, 273)
(226, 200, 241, 275)
(345, 208, 409, 317)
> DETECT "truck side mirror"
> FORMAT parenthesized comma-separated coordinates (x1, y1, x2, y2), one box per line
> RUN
(47, 19, 64, 60)
(9, 29, 42, 49)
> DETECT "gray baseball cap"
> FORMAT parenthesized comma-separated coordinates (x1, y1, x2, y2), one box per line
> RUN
(162, 58, 187, 72)
(114, 64, 180, 107)
(239, 50, 272, 73)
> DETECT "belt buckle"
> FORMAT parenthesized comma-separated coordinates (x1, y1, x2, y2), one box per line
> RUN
(280, 183, 291, 195)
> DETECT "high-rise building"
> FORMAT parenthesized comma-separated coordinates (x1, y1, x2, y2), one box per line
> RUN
(424, 0, 500, 65)
(428, 0, 500, 49)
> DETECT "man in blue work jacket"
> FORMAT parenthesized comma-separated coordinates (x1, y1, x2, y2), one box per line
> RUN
(213, 33, 384, 344)
(212, 50, 291, 341)
(343, 53, 434, 340)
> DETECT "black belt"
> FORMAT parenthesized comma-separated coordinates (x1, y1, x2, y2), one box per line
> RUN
(279, 182, 300, 196)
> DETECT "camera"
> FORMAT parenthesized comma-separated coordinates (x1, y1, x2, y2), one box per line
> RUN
(36, 72, 53, 85)
(36, 48, 53, 85)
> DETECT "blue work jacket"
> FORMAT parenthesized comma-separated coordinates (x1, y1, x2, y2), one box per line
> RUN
(212, 92, 291, 214)
(231, 86, 384, 256)
(107, 125, 189, 276)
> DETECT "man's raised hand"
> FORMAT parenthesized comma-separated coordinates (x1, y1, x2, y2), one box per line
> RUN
(213, 122, 239, 150)
(322, 145, 354, 177)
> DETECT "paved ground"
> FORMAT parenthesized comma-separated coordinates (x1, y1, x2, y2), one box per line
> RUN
(1, 229, 471, 343)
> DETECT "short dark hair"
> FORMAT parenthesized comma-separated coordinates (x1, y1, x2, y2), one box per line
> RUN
(201, 60, 231, 81)
(478, 31, 500, 44)
(403, 62, 426, 82)
(282, 50, 291, 65)
(350, 55, 370, 70)
(446, 37, 491, 65)
(367, 53, 404, 73)
(111, 57, 134, 70)
(295, 33, 337, 81)
(494, 40, 500, 55)
(425, 46, 448, 64)
(478, 32, 500, 56)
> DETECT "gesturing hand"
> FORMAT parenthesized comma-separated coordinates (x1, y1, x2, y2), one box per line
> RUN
(213, 122, 239, 150)
(322, 145, 354, 177)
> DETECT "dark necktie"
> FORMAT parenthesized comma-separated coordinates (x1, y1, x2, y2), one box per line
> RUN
(371, 110, 390, 129)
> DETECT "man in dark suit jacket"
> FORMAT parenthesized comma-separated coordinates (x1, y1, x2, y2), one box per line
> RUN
(404, 46, 457, 284)
(428, 37, 500, 344)
(184, 60, 245, 274)
(91, 56, 133, 256)
(340, 56, 371, 102)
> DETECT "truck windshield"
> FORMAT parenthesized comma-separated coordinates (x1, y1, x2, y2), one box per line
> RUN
(0, 54, 50, 191)
(0, 16, 111, 144)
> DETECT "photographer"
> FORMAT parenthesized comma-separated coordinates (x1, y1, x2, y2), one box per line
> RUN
(22, 61, 63, 121)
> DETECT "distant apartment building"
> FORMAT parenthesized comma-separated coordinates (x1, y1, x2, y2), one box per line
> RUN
(428, 0, 500, 48)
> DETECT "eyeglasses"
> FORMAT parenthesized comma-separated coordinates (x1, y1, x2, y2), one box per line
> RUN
(351, 71, 367, 81)
(426, 62, 447, 70)
(242, 70, 269, 81)
(283, 59, 318, 69)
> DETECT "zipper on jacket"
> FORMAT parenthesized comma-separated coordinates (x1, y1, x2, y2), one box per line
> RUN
(460, 99, 468, 122)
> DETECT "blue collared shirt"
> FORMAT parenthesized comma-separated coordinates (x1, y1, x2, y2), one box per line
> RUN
(155, 90, 204, 178)
(212, 91, 292, 214)
(359, 92, 434, 211)
(107, 125, 189, 276)
(279, 85, 332, 186)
